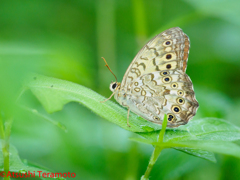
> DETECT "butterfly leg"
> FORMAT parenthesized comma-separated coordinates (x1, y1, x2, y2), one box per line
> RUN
(100, 91, 116, 103)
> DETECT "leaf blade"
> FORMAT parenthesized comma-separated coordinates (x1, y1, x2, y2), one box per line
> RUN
(25, 74, 240, 162)
(26, 74, 161, 132)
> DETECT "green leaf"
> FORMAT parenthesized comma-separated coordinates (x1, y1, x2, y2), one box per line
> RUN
(25, 74, 161, 133)
(172, 118, 240, 141)
(137, 118, 240, 162)
(130, 138, 240, 159)
(175, 148, 216, 163)
(129, 137, 217, 162)
(19, 105, 67, 132)
(0, 144, 65, 180)
(24, 74, 240, 162)
(138, 118, 240, 142)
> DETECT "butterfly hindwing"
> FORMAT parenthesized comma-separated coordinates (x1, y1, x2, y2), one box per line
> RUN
(125, 70, 198, 127)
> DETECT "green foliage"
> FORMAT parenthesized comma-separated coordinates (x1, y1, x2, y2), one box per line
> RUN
(1, 0, 240, 179)
(25, 74, 161, 132)
(25, 74, 240, 165)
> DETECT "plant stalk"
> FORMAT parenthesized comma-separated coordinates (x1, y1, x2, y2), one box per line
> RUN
(141, 114, 168, 180)
(0, 116, 12, 180)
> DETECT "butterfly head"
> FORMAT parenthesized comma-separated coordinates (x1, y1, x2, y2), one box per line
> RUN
(109, 81, 121, 92)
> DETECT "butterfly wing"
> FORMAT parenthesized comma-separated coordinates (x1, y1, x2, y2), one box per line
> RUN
(126, 70, 198, 127)
(119, 27, 198, 127)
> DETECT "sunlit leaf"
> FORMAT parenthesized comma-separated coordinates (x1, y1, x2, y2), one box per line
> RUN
(25, 74, 240, 163)
(25, 74, 161, 133)
(130, 138, 240, 159)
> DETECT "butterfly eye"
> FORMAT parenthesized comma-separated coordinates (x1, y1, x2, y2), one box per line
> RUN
(172, 105, 181, 113)
(160, 71, 169, 76)
(171, 83, 178, 89)
(177, 98, 185, 105)
(112, 83, 117, 89)
(162, 76, 172, 83)
(167, 113, 175, 121)
(177, 90, 184, 96)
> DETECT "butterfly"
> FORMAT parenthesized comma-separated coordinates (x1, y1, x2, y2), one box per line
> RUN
(102, 27, 199, 127)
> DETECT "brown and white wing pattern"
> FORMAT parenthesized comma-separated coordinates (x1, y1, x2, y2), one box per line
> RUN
(121, 27, 190, 87)
(116, 27, 198, 127)
(125, 70, 198, 127)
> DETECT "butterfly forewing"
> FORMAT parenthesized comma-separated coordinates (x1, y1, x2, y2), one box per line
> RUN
(121, 27, 190, 87)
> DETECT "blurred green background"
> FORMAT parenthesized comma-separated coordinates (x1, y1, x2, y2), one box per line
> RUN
(0, 0, 240, 179)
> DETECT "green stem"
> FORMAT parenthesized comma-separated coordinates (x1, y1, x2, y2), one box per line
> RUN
(141, 114, 168, 180)
(0, 116, 12, 180)
(0, 115, 5, 140)
(142, 147, 164, 180)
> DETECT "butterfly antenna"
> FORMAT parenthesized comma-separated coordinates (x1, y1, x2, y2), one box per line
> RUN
(101, 57, 118, 82)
